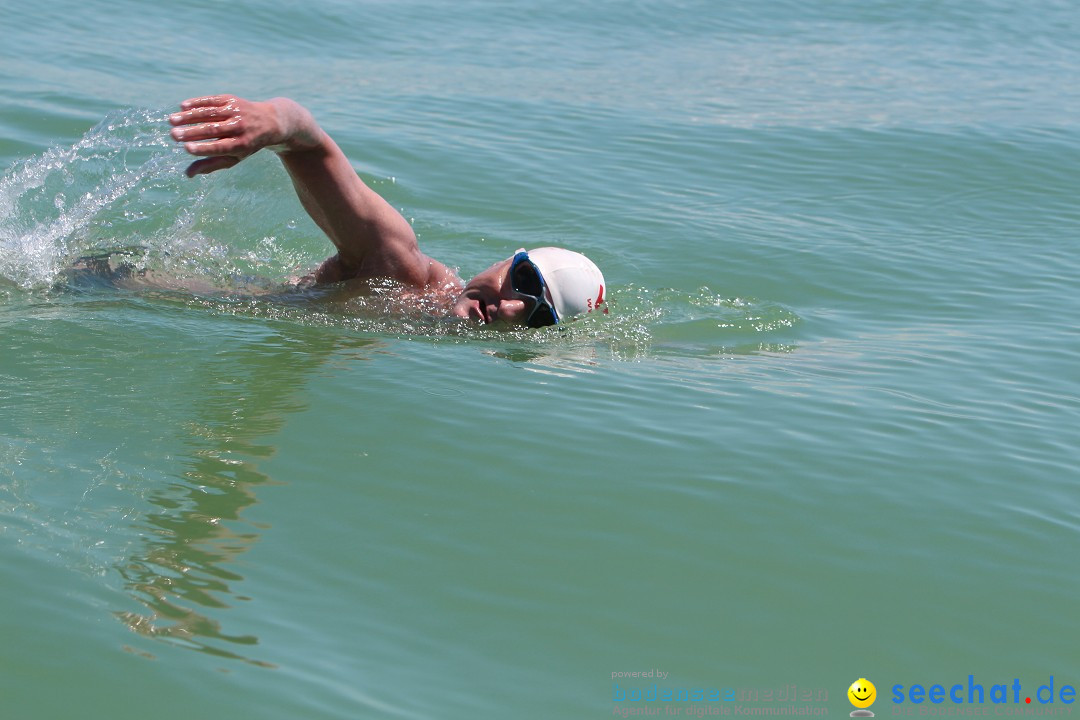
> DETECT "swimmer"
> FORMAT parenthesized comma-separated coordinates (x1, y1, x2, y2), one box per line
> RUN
(167, 95, 606, 328)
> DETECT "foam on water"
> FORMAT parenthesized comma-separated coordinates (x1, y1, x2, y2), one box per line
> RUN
(0, 109, 186, 289)
(0, 108, 332, 304)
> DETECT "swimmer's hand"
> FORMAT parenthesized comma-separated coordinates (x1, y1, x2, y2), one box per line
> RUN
(169, 95, 325, 177)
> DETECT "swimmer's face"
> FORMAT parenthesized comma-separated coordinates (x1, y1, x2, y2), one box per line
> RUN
(451, 256, 537, 327)
(848, 679, 876, 709)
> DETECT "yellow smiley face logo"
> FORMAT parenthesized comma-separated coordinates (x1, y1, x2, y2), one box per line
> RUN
(848, 678, 877, 709)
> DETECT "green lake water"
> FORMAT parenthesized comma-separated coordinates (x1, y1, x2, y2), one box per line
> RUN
(2, 1, 1079, 717)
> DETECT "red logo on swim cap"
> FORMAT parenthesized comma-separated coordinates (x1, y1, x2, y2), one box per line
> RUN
(587, 286, 606, 313)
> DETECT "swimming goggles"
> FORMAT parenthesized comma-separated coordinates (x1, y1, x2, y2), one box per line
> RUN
(509, 251, 559, 328)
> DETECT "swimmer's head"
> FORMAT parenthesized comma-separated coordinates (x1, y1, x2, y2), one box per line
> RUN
(451, 247, 605, 327)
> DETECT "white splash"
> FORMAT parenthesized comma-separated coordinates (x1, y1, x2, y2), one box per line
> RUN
(0, 108, 189, 290)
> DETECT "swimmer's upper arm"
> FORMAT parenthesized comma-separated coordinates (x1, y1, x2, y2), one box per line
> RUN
(278, 131, 427, 285)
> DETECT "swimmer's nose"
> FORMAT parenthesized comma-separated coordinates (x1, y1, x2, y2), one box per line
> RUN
(494, 298, 529, 325)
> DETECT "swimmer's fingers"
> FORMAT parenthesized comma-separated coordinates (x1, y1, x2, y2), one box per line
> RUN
(185, 156, 242, 178)
(169, 104, 237, 128)
(179, 95, 236, 111)
(169, 95, 287, 177)
(170, 116, 244, 143)
(182, 137, 251, 158)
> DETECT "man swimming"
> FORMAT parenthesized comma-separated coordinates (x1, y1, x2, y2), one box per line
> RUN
(167, 95, 606, 328)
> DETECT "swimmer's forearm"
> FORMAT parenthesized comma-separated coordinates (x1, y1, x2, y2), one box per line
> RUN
(277, 131, 418, 268)
(266, 101, 419, 273)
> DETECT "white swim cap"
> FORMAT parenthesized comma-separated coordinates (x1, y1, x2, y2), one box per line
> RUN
(526, 247, 606, 321)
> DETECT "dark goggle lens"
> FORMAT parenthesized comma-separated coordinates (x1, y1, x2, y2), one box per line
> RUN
(527, 302, 557, 328)
(511, 258, 544, 297)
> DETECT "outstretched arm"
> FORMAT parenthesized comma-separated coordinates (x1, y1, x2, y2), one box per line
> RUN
(168, 95, 451, 287)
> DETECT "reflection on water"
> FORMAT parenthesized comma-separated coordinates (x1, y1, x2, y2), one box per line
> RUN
(111, 324, 377, 666)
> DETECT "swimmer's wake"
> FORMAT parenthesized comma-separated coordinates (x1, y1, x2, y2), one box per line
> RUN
(0, 108, 211, 290)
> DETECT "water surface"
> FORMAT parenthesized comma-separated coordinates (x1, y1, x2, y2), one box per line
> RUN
(2, 1, 1079, 718)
